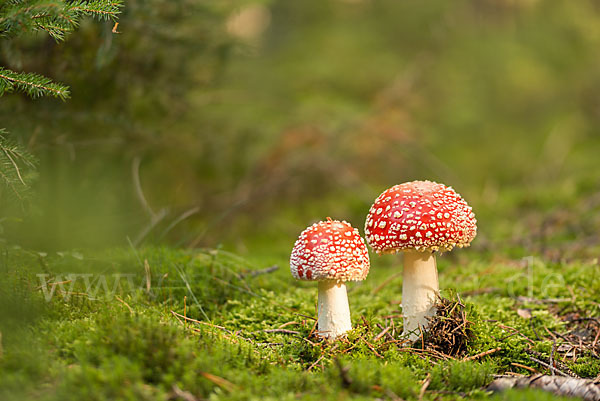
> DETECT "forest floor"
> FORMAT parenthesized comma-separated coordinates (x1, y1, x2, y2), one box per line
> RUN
(1, 227, 599, 401)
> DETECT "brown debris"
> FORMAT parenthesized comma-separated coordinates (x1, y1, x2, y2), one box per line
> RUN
(525, 349, 579, 378)
(547, 310, 600, 365)
(421, 295, 474, 357)
(488, 374, 600, 401)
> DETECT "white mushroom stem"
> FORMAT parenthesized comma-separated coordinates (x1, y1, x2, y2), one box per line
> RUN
(317, 280, 352, 339)
(402, 250, 439, 341)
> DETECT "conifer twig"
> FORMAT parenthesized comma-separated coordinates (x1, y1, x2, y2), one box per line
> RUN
(0, 130, 37, 203)
(0, 68, 70, 99)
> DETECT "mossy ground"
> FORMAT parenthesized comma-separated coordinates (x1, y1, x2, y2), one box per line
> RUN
(0, 242, 598, 401)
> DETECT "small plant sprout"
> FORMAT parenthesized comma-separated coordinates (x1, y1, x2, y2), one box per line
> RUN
(290, 218, 370, 339)
(365, 181, 477, 341)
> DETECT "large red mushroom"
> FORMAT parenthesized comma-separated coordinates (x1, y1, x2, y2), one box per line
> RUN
(290, 219, 370, 339)
(365, 180, 476, 340)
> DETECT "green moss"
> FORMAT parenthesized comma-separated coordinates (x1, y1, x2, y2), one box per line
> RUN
(0, 246, 598, 400)
(429, 360, 496, 393)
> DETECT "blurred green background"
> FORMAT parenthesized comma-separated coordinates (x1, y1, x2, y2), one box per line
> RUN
(2, 0, 600, 259)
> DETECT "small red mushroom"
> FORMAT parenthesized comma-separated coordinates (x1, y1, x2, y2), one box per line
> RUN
(290, 218, 370, 339)
(365, 180, 476, 340)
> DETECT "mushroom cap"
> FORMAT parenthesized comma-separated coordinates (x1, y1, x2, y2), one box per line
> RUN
(290, 219, 370, 282)
(365, 180, 477, 253)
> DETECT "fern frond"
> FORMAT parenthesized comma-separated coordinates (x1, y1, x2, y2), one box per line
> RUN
(0, 67, 70, 100)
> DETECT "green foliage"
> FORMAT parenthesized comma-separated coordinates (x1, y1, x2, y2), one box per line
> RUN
(0, 129, 37, 205)
(429, 360, 496, 393)
(0, 0, 122, 41)
(0, 67, 69, 99)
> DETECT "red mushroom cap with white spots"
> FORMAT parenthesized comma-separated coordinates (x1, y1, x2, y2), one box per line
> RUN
(365, 181, 477, 253)
(290, 219, 370, 282)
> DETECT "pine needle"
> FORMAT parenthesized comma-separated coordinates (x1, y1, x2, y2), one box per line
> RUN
(0, 129, 37, 205)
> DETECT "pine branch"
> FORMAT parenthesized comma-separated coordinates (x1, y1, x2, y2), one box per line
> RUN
(0, 67, 70, 99)
(0, 129, 37, 205)
(1, 0, 76, 40)
(0, 1, 122, 209)
(67, 0, 124, 21)
(0, 0, 123, 41)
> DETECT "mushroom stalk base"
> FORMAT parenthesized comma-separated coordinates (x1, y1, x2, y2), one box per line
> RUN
(317, 281, 352, 339)
(402, 250, 439, 341)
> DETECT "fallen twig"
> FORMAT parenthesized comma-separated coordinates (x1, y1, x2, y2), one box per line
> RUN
(115, 295, 133, 314)
(361, 336, 384, 358)
(511, 362, 537, 373)
(241, 265, 279, 278)
(528, 356, 570, 377)
(593, 326, 600, 349)
(419, 373, 431, 401)
(144, 259, 151, 293)
(526, 349, 579, 378)
(200, 372, 238, 392)
(373, 326, 391, 342)
(171, 311, 227, 331)
(376, 323, 395, 342)
(307, 354, 326, 372)
(497, 324, 536, 345)
(550, 339, 557, 376)
(259, 329, 301, 335)
(462, 347, 501, 361)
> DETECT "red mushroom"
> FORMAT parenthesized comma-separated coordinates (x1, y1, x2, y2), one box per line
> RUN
(290, 219, 370, 339)
(365, 180, 476, 340)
